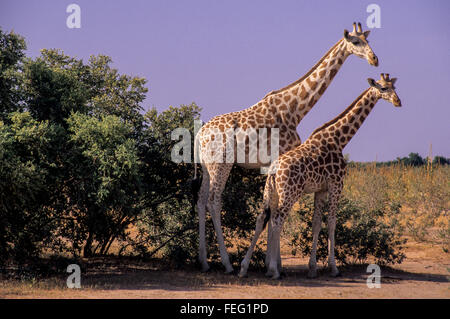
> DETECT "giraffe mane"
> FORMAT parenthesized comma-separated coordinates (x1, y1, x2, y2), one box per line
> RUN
(263, 39, 344, 99)
(309, 88, 371, 137)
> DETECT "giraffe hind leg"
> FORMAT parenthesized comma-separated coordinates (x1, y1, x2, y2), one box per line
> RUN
(265, 183, 282, 275)
(206, 163, 234, 273)
(308, 190, 327, 278)
(239, 207, 270, 278)
(197, 164, 210, 272)
(327, 182, 343, 277)
(266, 221, 282, 279)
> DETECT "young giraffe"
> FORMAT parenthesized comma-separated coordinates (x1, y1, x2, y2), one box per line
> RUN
(194, 23, 379, 273)
(239, 74, 401, 279)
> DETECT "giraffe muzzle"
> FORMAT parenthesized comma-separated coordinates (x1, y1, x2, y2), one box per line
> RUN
(369, 55, 379, 67)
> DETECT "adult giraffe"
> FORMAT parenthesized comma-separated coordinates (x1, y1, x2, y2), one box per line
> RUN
(193, 23, 378, 273)
(239, 74, 401, 279)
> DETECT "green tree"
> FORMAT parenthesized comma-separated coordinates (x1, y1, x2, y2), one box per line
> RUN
(0, 112, 62, 263)
(396, 152, 425, 166)
(0, 35, 150, 261)
(63, 113, 143, 257)
(433, 156, 450, 165)
(22, 49, 147, 129)
(20, 49, 149, 257)
(22, 54, 89, 125)
(0, 29, 26, 120)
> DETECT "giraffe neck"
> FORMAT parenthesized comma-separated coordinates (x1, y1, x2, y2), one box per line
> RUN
(309, 87, 380, 151)
(263, 39, 350, 126)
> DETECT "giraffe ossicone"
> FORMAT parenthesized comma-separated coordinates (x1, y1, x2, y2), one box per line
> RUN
(192, 22, 379, 273)
(239, 74, 401, 279)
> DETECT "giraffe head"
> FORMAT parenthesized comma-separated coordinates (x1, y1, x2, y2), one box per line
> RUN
(344, 22, 378, 66)
(368, 73, 401, 107)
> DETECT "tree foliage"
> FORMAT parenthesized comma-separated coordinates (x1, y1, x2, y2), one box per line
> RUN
(349, 152, 449, 168)
(62, 113, 142, 257)
(0, 29, 26, 119)
(0, 112, 61, 263)
(0, 28, 149, 262)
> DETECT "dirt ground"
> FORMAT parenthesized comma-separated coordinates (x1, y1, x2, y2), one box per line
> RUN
(1, 240, 449, 299)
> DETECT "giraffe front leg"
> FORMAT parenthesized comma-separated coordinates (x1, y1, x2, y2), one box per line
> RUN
(308, 191, 327, 278)
(274, 232, 282, 276)
(327, 184, 342, 277)
(327, 214, 339, 277)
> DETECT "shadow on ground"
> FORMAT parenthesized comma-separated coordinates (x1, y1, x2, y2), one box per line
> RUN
(2, 256, 448, 293)
(69, 257, 449, 292)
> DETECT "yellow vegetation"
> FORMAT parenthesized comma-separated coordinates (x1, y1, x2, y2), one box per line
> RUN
(343, 164, 449, 250)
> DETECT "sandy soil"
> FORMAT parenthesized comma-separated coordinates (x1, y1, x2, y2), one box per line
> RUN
(1, 240, 449, 299)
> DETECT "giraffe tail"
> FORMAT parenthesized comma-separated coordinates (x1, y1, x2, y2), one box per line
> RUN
(191, 131, 202, 205)
(191, 165, 201, 206)
(262, 207, 271, 230)
(262, 173, 276, 229)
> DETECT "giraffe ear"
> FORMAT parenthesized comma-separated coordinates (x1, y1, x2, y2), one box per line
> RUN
(363, 30, 371, 38)
(390, 78, 397, 85)
(344, 29, 350, 40)
(367, 78, 378, 88)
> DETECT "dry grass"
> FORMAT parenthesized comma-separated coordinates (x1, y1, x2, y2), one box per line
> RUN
(343, 164, 449, 250)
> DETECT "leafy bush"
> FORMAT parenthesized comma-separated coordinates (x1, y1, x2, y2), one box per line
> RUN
(0, 112, 62, 263)
(63, 112, 143, 257)
(0, 29, 26, 119)
(288, 196, 406, 266)
(0, 28, 149, 263)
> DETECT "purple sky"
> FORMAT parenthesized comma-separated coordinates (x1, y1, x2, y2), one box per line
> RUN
(1, 0, 449, 161)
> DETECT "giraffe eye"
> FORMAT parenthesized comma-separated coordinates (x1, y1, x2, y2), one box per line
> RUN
(380, 87, 388, 92)
(352, 40, 359, 45)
